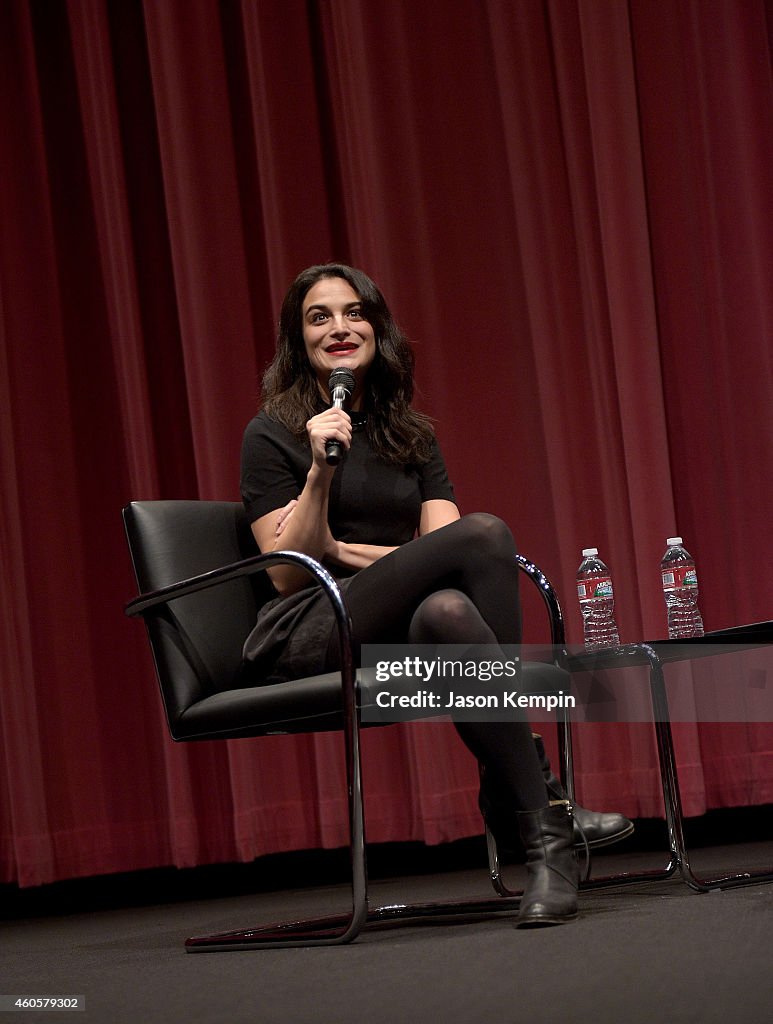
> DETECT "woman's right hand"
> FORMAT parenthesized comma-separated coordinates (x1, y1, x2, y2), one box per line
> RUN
(306, 407, 352, 468)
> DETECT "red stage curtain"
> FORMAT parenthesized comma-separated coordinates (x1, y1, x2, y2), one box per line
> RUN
(1, 0, 771, 886)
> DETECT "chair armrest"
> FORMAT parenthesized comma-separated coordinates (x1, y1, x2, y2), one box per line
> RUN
(124, 549, 341, 617)
(125, 548, 356, 716)
(129, 549, 562, 641)
(515, 553, 566, 647)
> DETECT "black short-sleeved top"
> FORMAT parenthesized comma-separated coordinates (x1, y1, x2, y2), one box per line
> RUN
(240, 409, 454, 552)
(238, 409, 455, 681)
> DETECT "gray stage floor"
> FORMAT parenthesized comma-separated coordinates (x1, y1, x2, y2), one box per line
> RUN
(3, 834, 773, 1024)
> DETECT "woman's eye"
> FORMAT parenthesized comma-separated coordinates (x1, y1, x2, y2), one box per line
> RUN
(348, 309, 362, 319)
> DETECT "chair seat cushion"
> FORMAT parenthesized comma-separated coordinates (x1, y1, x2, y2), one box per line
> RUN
(174, 662, 570, 740)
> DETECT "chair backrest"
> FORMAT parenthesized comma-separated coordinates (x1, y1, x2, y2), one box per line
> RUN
(123, 500, 272, 730)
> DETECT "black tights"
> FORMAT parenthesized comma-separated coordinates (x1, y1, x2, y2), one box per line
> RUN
(326, 514, 547, 813)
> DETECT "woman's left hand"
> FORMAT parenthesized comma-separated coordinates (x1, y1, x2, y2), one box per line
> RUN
(275, 497, 340, 560)
(275, 499, 298, 537)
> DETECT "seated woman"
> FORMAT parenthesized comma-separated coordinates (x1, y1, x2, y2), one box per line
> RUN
(240, 263, 631, 927)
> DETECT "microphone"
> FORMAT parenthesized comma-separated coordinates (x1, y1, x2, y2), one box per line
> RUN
(325, 368, 356, 465)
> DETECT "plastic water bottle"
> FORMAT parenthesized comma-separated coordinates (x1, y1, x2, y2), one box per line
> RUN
(576, 548, 620, 649)
(660, 537, 704, 638)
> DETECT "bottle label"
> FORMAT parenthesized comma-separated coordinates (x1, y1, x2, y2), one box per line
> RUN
(662, 565, 698, 591)
(577, 577, 613, 601)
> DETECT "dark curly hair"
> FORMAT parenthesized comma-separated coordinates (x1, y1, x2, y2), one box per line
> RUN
(261, 263, 435, 464)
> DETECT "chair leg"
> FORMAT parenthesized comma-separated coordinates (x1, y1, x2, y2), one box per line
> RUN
(185, 716, 525, 951)
(187, 642, 370, 950)
(185, 795, 525, 952)
(185, 653, 523, 952)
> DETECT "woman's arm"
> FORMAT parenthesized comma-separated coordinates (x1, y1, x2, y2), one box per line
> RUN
(327, 496, 461, 569)
(250, 407, 351, 595)
(325, 497, 460, 570)
(324, 539, 399, 571)
(269, 500, 398, 573)
(419, 498, 460, 535)
(273, 498, 461, 573)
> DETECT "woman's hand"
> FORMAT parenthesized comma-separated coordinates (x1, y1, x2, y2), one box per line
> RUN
(306, 408, 352, 468)
(275, 499, 298, 538)
(276, 498, 340, 559)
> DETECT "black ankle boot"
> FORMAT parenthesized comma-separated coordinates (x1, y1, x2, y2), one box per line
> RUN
(532, 734, 635, 849)
(478, 763, 634, 852)
(516, 801, 579, 928)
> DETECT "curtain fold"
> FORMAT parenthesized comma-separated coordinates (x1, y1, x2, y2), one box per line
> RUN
(1, 0, 771, 886)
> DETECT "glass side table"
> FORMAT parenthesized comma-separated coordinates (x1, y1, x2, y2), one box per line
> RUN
(488, 621, 773, 896)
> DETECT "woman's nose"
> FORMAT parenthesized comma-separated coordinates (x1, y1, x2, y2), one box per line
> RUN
(330, 315, 350, 335)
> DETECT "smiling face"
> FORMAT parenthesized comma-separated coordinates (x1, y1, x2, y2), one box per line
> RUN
(301, 277, 376, 408)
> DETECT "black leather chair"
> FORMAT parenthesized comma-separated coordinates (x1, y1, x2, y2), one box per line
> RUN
(123, 499, 575, 950)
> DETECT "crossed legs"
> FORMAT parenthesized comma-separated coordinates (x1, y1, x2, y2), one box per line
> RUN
(327, 514, 547, 812)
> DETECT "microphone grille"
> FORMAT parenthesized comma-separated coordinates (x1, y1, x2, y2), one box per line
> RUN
(328, 368, 356, 395)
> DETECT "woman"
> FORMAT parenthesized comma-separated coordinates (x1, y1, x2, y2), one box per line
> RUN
(241, 264, 608, 926)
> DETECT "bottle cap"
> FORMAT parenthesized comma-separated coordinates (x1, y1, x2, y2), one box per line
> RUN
(581, 548, 598, 557)
(666, 537, 683, 546)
